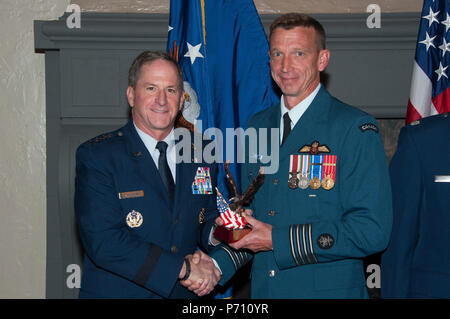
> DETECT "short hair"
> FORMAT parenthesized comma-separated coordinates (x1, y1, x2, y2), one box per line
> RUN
(128, 51, 183, 89)
(269, 13, 326, 50)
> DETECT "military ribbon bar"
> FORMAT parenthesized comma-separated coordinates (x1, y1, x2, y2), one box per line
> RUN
(192, 167, 213, 194)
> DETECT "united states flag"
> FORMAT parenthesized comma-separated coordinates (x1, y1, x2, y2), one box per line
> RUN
(215, 188, 247, 230)
(406, 0, 450, 124)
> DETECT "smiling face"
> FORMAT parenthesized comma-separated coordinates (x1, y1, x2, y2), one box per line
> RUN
(127, 59, 184, 141)
(269, 26, 330, 109)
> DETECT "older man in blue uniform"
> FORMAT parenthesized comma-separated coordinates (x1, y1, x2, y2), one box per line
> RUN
(207, 13, 393, 298)
(382, 113, 450, 298)
(75, 51, 221, 298)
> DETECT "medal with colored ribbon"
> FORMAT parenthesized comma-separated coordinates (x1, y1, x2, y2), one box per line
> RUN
(288, 155, 300, 189)
(309, 155, 323, 189)
(321, 155, 336, 190)
(298, 154, 310, 189)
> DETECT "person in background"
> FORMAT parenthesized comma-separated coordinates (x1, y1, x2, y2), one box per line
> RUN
(382, 112, 450, 298)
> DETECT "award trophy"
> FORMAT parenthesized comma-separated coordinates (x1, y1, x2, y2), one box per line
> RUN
(213, 161, 265, 243)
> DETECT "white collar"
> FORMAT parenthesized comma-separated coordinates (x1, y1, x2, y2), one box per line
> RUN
(133, 122, 176, 180)
(133, 123, 175, 153)
(280, 83, 321, 128)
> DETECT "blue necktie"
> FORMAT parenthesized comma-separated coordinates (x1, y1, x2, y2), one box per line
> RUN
(156, 141, 175, 205)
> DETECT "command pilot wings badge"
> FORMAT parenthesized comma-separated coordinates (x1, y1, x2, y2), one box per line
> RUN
(298, 140, 330, 155)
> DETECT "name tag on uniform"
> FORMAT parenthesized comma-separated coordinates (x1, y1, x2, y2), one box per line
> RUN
(118, 190, 144, 199)
(434, 175, 450, 183)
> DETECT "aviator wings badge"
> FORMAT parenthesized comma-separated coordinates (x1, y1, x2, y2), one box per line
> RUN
(298, 140, 330, 155)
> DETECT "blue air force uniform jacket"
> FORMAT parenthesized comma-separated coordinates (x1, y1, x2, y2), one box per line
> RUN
(211, 86, 393, 298)
(381, 113, 450, 298)
(74, 120, 217, 298)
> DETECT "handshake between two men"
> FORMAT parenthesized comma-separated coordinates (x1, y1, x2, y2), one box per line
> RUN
(178, 209, 274, 296)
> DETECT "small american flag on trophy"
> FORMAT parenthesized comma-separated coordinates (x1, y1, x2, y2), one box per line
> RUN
(216, 187, 247, 230)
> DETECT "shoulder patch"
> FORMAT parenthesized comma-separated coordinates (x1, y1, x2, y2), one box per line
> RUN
(359, 123, 379, 133)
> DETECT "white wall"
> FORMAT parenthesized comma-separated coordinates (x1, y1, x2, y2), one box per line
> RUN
(0, 0, 69, 298)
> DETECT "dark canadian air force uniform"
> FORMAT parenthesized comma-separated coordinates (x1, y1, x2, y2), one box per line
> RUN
(75, 120, 217, 298)
(211, 86, 393, 298)
(382, 113, 450, 298)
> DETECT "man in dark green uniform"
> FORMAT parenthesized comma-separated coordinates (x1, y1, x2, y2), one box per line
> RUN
(208, 13, 393, 298)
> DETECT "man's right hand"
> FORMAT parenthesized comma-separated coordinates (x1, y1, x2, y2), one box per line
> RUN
(179, 251, 221, 296)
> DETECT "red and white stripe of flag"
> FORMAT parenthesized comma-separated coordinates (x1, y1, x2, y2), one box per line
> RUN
(220, 208, 247, 230)
(406, 61, 450, 124)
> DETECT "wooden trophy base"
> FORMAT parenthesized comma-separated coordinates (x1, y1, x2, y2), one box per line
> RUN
(213, 226, 251, 243)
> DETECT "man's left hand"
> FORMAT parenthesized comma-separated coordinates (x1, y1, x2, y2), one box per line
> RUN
(229, 214, 273, 252)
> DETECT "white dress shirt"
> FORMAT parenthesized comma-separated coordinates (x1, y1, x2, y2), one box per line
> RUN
(134, 122, 176, 183)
